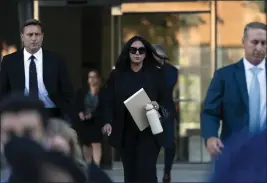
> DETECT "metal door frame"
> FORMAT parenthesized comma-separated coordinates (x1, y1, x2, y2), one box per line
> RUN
(110, 1, 217, 72)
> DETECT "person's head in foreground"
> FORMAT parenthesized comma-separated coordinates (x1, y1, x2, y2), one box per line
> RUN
(4, 135, 87, 183)
(46, 118, 85, 167)
(211, 129, 266, 183)
(0, 94, 48, 147)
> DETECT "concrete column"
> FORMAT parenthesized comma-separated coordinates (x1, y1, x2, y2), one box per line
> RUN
(18, 0, 33, 30)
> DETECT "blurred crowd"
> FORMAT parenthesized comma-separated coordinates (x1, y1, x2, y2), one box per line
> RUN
(0, 95, 113, 183)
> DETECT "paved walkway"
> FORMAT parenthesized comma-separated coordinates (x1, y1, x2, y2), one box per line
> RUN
(105, 163, 211, 182)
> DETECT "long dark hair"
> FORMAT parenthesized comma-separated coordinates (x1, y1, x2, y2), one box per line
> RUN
(115, 36, 168, 71)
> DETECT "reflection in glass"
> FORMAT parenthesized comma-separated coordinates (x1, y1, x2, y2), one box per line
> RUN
(216, 1, 266, 68)
(1, 41, 17, 60)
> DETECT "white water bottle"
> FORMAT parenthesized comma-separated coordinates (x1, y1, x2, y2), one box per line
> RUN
(145, 104, 163, 135)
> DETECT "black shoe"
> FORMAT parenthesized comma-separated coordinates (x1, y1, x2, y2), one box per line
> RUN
(163, 173, 171, 183)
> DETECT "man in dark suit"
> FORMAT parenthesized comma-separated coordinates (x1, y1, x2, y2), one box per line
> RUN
(152, 44, 178, 183)
(201, 21, 266, 156)
(0, 19, 76, 122)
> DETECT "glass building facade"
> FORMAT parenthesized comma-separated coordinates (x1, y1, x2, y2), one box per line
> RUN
(1, 0, 266, 163)
(109, 0, 266, 163)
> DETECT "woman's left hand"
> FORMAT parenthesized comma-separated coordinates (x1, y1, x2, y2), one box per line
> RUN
(150, 101, 159, 110)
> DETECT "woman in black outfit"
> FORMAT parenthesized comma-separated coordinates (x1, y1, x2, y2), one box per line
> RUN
(101, 36, 173, 183)
(76, 69, 103, 165)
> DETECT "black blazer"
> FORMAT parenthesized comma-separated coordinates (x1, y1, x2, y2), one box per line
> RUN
(101, 66, 173, 149)
(0, 49, 76, 122)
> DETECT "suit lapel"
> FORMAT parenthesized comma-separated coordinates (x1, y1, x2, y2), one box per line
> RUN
(234, 59, 249, 109)
(17, 50, 25, 90)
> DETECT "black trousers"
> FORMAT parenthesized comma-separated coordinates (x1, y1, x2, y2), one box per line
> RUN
(119, 129, 160, 183)
(164, 142, 176, 174)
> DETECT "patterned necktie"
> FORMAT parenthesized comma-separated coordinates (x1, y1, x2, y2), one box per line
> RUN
(249, 67, 261, 134)
(29, 55, 39, 99)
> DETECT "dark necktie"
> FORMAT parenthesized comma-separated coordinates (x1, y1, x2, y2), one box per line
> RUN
(29, 55, 39, 98)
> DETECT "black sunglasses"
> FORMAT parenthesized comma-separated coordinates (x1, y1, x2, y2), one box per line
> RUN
(129, 47, 146, 55)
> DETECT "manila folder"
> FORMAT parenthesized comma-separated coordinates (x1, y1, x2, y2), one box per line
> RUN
(124, 88, 151, 131)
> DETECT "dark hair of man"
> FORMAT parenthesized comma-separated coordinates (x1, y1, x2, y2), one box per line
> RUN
(0, 93, 48, 127)
(115, 36, 167, 71)
(152, 44, 169, 62)
(21, 19, 43, 33)
(243, 21, 266, 39)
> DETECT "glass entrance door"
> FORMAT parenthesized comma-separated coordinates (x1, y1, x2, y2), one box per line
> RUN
(111, 1, 215, 163)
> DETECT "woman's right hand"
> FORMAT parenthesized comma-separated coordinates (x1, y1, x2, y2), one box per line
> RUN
(102, 123, 112, 136)
(79, 112, 85, 121)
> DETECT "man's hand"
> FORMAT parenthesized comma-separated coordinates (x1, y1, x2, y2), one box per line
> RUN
(206, 137, 224, 156)
(102, 123, 112, 136)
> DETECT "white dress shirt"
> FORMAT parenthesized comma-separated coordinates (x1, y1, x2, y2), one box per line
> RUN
(23, 48, 56, 108)
(243, 58, 266, 128)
